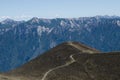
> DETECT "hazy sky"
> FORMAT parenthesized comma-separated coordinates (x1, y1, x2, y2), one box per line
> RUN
(0, 0, 120, 20)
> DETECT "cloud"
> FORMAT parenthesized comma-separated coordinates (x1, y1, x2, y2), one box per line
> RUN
(0, 15, 33, 21)
(55, 14, 60, 18)
(0, 16, 11, 19)
(14, 15, 32, 19)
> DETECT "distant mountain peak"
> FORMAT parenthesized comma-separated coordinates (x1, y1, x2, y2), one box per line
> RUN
(1, 18, 15, 24)
(95, 15, 120, 19)
(29, 17, 40, 24)
(31, 17, 39, 20)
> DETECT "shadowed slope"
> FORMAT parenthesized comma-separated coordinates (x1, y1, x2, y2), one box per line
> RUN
(47, 52, 120, 80)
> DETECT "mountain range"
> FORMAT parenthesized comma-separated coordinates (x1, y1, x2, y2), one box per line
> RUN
(0, 16, 120, 72)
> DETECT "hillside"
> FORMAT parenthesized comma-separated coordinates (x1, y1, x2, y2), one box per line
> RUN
(0, 42, 120, 80)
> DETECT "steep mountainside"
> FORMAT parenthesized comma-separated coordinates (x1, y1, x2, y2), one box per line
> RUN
(0, 16, 120, 71)
(0, 42, 119, 80)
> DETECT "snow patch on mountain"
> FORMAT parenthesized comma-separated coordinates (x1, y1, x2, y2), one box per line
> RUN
(117, 20, 120, 27)
(37, 26, 52, 36)
(48, 28, 53, 34)
(0, 28, 11, 35)
(60, 20, 67, 27)
(30, 17, 39, 24)
(69, 20, 75, 28)
(84, 24, 91, 32)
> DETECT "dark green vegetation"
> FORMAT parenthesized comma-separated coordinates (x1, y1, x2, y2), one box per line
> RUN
(0, 42, 120, 80)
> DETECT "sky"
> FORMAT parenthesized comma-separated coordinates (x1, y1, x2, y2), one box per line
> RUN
(0, 0, 120, 21)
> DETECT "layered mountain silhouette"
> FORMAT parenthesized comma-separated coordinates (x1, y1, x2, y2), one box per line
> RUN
(0, 42, 119, 80)
(0, 16, 120, 72)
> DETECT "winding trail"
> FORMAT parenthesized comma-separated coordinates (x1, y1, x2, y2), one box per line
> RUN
(41, 55, 76, 80)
